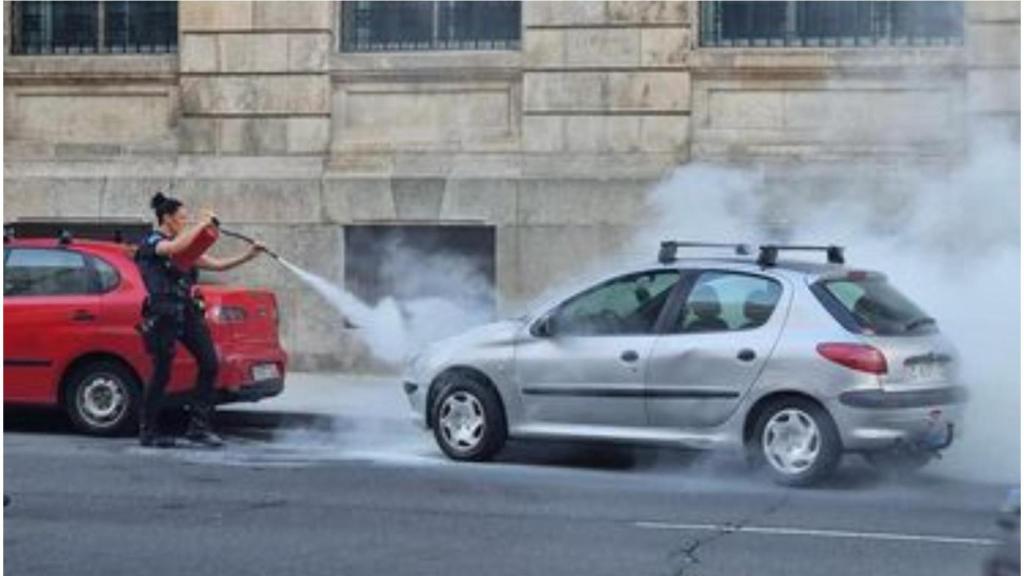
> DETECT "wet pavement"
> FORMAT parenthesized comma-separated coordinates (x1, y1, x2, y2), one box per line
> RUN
(4, 374, 1016, 576)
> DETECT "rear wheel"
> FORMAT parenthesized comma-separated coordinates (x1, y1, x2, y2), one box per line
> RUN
(431, 373, 506, 462)
(64, 360, 140, 436)
(752, 397, 842, 487)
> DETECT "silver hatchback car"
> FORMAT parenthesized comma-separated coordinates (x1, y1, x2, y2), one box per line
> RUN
(402, 242, 967, 486)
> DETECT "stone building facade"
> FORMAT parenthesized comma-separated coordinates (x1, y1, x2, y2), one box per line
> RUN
(4, 1, 1020, 370)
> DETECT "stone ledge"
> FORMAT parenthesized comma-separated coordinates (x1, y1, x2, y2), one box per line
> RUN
(4, 54, 178, 84)
(330, 51, 521, 82)
(691, 46, 965, 72)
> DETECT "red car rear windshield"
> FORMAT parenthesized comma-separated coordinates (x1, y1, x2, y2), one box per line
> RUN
(818, 276, 936, 336)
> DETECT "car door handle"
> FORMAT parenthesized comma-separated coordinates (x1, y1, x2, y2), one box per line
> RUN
(737, 349, 757, 362)
(620, 350, 639, 363)
(70, 310, 96, 322)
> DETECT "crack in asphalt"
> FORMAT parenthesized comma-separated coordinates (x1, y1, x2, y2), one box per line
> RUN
(666, 494, 792, 576)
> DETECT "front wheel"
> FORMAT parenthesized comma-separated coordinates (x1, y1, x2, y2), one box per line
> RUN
(752, 398, 842, 487)
(431, 373, 506, 462)
(64, 360, 140, 436)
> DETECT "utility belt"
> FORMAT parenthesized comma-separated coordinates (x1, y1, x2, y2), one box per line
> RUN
(136, 288, 206, 340)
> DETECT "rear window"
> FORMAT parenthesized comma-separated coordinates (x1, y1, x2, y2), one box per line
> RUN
(90, 255, 121, 292)
(815, 276, 936, 336)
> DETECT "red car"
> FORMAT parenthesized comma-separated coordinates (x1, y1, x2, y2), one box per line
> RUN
(4, 236, 287, 435)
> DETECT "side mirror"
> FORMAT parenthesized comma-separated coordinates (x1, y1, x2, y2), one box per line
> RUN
(534, 315, 559, 338)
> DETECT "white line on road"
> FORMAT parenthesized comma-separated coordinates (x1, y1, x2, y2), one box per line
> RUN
(634, 521, 1000, 547)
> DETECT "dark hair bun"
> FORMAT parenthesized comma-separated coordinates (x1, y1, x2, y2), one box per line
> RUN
(150, 192, 167, 210)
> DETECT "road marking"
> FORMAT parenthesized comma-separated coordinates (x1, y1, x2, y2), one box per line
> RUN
(634, 521, 1000, 547)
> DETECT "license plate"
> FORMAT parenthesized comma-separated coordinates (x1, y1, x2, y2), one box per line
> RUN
(252, 363, 279, 382)
(907, 362, 942, 382)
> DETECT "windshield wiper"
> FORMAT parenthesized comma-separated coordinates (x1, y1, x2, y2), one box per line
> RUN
(905, 316, 936, 332)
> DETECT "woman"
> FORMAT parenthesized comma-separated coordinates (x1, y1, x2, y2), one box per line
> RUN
(135, 192, 264, 448)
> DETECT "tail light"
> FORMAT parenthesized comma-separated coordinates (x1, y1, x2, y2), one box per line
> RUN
(212, 306, 248, 324)
(817, 343, 888, 375)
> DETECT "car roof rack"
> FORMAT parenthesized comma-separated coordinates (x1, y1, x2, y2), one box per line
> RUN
(658, 240, 751, 264)
(7, 218, 150, 245)
(758, 244, 845, 267)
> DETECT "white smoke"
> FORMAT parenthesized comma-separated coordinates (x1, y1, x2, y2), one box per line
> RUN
(279, 243, 494, 367)
(279, 259, 406, 363)
(640, 135, 1020, 484)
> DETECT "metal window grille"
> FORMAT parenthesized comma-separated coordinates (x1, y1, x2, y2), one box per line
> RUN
(700, 1, 963, 48)
(12, 1, 177, 55)
(340, 1, 521, 53)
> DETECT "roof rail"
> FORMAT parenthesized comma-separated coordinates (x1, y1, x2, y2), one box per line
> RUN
(758, 244, 845, 267)
(658, 240, 751, 264)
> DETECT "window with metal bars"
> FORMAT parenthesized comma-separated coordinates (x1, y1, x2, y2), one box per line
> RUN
(11, 1, 177, 55)
(700, 1, 963, 48)
(340, 1, 521, 52)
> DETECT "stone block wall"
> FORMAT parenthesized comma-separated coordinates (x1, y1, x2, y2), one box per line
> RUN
(521, 1, 692, 176)
(965, 1, 1021, 142)
(178, 0, 332, 155)
(4, 1, 1019, 371)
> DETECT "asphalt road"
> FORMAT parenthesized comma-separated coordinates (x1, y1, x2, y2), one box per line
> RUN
(4, 382, 1015, 576)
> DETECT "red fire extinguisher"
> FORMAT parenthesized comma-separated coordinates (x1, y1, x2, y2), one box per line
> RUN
(170, 220, 220, 271)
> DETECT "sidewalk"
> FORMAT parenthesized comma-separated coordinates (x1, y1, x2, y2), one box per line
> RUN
(227, 372, 406, 418)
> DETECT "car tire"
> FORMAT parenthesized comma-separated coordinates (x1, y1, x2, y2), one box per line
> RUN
(431, 373, 506, 462)
(863, 450, 933, 476)
(752, 397, 842, 487)
(64, 360, 140, 437)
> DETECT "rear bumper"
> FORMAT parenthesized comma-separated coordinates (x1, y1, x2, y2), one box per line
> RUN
(838, 386, 967, 409)
(216, 345, 288, 403)
(831, 386, 967, 452)
(218, 377, 284, 403)
(216, 340, 286, 385)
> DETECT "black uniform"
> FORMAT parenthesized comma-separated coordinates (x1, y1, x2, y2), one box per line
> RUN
(135, 230, 219, 443)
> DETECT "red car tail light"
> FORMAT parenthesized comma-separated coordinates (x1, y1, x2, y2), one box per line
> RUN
(816, 343, 888, 375)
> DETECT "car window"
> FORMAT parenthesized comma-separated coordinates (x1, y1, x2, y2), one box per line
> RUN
(820, 277, 934, 335)
(4, 248, 91, 297)
(677, 271, 782, 333)
(90, 255, 120, 292)
(551, 270, 680, 336)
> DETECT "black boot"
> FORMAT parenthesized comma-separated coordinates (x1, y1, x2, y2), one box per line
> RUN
(139, 420, 176, 449)
(184, 405, 224, 448)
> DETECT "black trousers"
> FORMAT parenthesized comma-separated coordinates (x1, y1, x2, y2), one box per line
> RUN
(142, 302, 218, 433)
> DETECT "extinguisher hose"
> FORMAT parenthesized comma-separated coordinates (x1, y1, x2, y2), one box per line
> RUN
(216, 223, 283, 261)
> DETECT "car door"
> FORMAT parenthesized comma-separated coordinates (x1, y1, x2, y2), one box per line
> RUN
(515, 269, 681, 428)
(4, 247, 101, 403)
(646, 269, 789, 429)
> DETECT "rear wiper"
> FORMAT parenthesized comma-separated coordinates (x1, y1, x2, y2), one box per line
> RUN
(905, 316, 936, 331)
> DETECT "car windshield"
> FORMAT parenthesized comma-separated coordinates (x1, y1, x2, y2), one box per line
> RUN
(820, 276, 935, 336)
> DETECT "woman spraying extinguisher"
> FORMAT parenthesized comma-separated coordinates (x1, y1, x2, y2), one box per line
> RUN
(135, 192, 265, 448)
